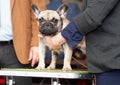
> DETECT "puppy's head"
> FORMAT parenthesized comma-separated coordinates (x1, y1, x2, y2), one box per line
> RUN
(31, 4, 69, 36)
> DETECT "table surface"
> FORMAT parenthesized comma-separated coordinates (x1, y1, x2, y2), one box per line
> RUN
(0, 68, 93, 79)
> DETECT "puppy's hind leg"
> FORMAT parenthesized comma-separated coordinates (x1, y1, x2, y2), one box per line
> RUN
(47, 51, 57, 70)
(62, 44, 72, 71)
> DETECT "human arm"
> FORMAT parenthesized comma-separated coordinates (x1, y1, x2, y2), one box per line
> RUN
(45, 0, 119, 50)
(74, 0, 119, 35)
(28, 0, 40, 67)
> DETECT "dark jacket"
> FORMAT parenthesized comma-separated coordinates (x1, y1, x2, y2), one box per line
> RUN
(73, 0, 120, 73)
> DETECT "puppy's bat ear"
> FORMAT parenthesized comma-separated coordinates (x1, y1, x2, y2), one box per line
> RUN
(57, 4, 69, 18)
(31, 4, 41, 19)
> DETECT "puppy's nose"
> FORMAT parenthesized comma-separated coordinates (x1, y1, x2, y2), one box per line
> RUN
(45, 22, 53, 28)
(46, 23, 51, 27)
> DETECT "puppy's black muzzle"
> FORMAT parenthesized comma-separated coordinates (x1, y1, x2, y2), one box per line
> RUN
(39, 22, 58, 36)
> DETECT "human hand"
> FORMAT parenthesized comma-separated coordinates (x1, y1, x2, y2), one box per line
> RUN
(45, 32, 66, 50)
(28, 46, 39, 67)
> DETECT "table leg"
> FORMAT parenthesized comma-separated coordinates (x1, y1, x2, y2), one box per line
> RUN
(6, 76, 15, 85)
(51, 78, 61, 85)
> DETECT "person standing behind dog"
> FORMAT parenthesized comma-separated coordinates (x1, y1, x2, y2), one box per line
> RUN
(45, 0, 120, 85)
(0, 0, 46, 85)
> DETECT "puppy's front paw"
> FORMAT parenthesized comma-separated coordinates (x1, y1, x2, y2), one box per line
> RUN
(35, 64, 45, 70)
(62, 65, 72, 71)
(46, 65, 55, 70)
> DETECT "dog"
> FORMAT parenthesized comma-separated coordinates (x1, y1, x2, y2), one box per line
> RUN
(31, 4, 86, 71)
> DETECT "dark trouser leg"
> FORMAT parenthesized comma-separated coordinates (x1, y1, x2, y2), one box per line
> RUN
(95, 70, 120, 85)
(0, 44, 32, 85)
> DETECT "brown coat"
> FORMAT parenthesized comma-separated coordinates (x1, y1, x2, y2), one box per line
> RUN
(10, 0, 46, 64)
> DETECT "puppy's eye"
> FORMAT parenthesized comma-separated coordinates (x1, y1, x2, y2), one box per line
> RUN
(51, 18, 58, 23)
(39, 17, 44, 22)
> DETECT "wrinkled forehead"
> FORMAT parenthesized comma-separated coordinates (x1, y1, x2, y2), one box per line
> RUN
(38, 10, 60, 20)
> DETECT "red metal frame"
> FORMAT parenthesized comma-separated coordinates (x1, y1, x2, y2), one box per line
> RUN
(0, 77, 5, 84)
